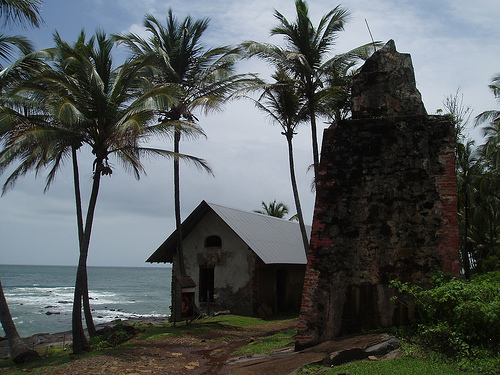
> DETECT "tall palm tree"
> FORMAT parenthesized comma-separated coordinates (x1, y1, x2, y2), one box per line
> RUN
(0, 30, 206, 353)
(456, 140, 482, 279)
(248, 70, 309, 252)
(243, 1, 375, 188)
(271, 1, 349, 182)
(115, 11, 247, 278)
(473, 75, 500, 272)
(0, 0, 41, 364)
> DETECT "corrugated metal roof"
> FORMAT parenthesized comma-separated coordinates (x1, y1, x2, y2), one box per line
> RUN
(147, 200, 310, 265)
(208, 202, 310, 264)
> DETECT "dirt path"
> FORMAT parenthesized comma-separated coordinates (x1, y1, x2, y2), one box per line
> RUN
(1, 319, 396, 374)
(1, 318, 299, 374)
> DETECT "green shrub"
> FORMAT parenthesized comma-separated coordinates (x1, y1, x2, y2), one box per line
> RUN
(391, 271, 500, 351)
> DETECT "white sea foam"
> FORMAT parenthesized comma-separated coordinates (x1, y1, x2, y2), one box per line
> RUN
(0, 265, 171, 337)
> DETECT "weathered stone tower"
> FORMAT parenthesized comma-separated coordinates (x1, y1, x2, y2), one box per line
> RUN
(296, 40, 460, 350)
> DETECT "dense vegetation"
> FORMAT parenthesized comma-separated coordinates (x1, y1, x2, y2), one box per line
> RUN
(453, 80, 500, 278)
(391, 272, 500, 374)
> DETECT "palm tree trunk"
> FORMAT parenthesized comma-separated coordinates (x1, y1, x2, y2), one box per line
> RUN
(72, 258, 89, 354)
(174, 130, 186, 276)
(72, 164, 102, 354)
(71, 146, 96, 337)
(82, 273, 95, 337)
(285, 133, 310, 254)
(463, 185, 471, 280)
(0, 278, 40, 363)
(308, 94, 320, 189)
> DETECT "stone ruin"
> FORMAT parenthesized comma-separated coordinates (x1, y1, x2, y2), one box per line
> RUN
(296, 40, 460, 350)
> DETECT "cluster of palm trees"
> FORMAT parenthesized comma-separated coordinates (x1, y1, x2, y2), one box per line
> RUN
(241, 0, 376, 253)
(0, 0, 376, 360)
(0, 0, 246, 358)
(455, 78, 500, 279)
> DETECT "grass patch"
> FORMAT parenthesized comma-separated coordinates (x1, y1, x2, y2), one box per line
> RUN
(297, 356, 464, 375)
(140, 322, 218, 341)
(0, 347, 83, 375)
(207, 314, 271, 327)
(234, 329, 297, 356)
(139, 314, 288, 341)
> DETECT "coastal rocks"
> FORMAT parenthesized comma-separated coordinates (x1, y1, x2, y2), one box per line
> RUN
(94, 324, 144, 347)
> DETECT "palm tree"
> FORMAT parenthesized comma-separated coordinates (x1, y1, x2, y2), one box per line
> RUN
(318, 56, 359, 124)
(243, 1, 375, 188)
(470, 168, 500, 271)
(248, 70, 309, 252)
(255, 200, 290, 219)
(0, 30, 206, 353)
(0, 0, 41, 363)
(0, 0, 42, 28)
(476, 74, 500, 127)
(271, 1, 350, 182)
(456, 140, 482, 279)
(115, 11, 247, 278)
(473, 75, 500, 272)
(477, 74, 500, 168)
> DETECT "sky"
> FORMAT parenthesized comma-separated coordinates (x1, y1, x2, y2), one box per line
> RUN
(0, 0, 498, 267)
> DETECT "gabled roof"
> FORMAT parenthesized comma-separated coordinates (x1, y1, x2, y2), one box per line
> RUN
(147, 200, 310, 265)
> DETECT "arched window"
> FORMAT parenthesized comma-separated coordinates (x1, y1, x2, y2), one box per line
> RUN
(205, 235, 222, 248)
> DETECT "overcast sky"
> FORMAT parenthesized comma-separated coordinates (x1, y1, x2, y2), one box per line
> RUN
(0, 0, 498, 267)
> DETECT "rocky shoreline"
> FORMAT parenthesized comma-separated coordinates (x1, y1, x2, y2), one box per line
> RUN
(0, 316, 170, 360)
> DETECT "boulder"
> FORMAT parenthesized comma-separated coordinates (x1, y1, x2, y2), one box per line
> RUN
(365, 336, 401, 356)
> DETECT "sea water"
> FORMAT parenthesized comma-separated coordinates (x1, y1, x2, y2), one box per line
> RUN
(0, 265, 172, 338)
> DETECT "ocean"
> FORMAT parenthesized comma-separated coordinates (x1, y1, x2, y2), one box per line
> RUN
(0, 265, 172, 338)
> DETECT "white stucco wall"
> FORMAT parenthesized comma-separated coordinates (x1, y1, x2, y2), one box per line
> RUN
(181, 210, 255, 307)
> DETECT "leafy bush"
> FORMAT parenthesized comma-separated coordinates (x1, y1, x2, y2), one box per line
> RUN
(90, 324, 144, 349)
(391, 271, 500, 351)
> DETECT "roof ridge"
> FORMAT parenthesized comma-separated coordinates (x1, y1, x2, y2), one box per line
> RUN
(205, 201, 302, 224)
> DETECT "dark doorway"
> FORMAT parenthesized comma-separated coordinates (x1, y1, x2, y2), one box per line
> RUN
(199, 267, 214, 302)
(276, 269, 287, 312)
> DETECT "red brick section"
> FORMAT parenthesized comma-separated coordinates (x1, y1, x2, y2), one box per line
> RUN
(296, 266, 319, 343)
(436, 139, 461, 275)
(296, 162, 331, 347)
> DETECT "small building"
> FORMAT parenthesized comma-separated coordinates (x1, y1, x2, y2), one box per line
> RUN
(147, 200, 310, 317)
